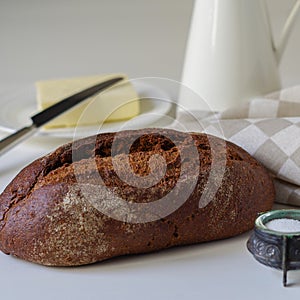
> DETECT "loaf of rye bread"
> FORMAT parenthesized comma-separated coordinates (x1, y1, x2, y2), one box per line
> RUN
(0, 128, 274, 266)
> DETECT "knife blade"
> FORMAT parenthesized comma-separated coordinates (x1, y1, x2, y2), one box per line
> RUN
(0, 76, 123, 156)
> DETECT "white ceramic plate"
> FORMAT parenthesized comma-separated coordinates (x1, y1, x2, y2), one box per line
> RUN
(0, 81, 172, 138)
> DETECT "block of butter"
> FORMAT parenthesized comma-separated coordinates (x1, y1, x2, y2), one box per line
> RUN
(36, 74, 140, 128)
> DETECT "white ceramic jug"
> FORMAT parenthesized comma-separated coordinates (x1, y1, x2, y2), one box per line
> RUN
(180, 0, 300, 112)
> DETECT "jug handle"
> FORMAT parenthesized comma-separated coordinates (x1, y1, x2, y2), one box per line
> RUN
(266, 0, 300, 63)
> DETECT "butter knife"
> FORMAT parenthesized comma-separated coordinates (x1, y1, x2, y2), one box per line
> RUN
(0, 76, 123, 156)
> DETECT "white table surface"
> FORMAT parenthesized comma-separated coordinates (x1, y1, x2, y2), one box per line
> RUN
(1, 0, 300, 299)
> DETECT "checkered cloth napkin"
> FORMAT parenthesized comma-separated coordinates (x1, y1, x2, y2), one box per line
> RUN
(171, 86, 300, 206)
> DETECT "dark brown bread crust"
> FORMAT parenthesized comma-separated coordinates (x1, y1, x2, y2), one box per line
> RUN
(0, 128, 274, 266)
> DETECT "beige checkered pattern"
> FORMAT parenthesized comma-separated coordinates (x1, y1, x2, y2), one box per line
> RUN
(172, 86, 300, 206)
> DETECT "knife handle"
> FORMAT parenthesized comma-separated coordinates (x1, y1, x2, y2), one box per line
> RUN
(0, 124, 38, 157)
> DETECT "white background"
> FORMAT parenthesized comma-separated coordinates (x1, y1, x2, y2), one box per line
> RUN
(1, 0, 300, 299)
(0, 0, 299, 86)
